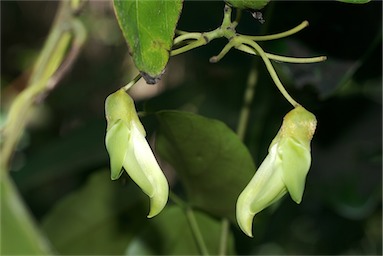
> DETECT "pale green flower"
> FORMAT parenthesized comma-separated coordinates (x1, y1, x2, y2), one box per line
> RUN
(105, 89, 169, 218)
(236, 106, 317, 237)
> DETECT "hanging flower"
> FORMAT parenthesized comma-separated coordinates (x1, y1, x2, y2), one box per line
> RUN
(236, 106, 317, 237)
(105, 89, 168, 218)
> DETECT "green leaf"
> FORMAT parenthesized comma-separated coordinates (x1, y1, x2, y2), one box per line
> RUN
(11, 120, 107, 192)
(1, 173, 53, 255)
(226, 0, 270, 10)
(156, 111, 255, 222)
(336, 0, 371, 3)
(125, 205, 236, 255)
(41, 170, 147, 255)
(113, 0, 183, 84)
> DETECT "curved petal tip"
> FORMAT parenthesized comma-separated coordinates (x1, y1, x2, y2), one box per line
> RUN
(236, 198, 254, 237)
(147, 191, 169, 218)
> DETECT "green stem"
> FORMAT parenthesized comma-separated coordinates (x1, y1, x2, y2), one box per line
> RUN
(171, 39, 207, 56)
(1, 1, 85, 170)
(209, 39, 238, 63)
(236, 66, 259, 140)
(186, 207, 210, 256)
(242, 20, 309, 41)
(237, 38, 300, 107)
(219, 219, 230, 256)
(171, 28, 223, 57)
(222, 4, 233, 29)
(266, 53, 327, 63)
(175, 29, 189, 35)
(45, 19, 86, 94)
(232, 8, 242, 28)
(169, 192, 210, 256)
(123, 73, 142, 91)
(173, 32, 202, 45)
(29, 3, 72, 85)
(237, 44, 327, 63)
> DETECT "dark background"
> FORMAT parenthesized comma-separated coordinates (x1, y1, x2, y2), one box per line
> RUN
(2, 1, 382, 254)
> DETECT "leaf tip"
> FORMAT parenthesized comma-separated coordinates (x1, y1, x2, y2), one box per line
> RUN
(140, 71, 164, 85)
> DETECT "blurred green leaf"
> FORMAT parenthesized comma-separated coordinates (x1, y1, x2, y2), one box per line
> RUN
(12, 120, 107, 191)
(125, 205, 236, 255)
(337, 78, 382, 104)
(1, 173, 53, 255)
(41, 170, 146, 255)
(113, 0, 183, 83)
(156, 111, 255, 222)
(324, 173, 381, 220)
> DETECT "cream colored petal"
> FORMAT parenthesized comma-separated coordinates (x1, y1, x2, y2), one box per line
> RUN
(279, 137, 311, 204)
(105, 120, 129, 180)
(123, 131, 155, 198)
(129, 122, 169, 218)
(236, 144, 287, 237)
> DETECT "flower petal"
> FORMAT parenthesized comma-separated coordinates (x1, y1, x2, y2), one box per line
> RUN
(128, 122, 169, 218)
(279, 137, 311, 204)
(277, 106, 316, 204)
(105, 120, 130, 180)
(123, 132, 155, 198)
(236, 144, 287, 237)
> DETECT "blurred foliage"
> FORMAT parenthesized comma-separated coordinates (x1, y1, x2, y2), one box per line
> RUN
(125, 205, 236, 255)
(1, 174, 53, 255)
(1, 0, 381, 255)
(41, 170, 146, 254)
(156, 111, 255, 222)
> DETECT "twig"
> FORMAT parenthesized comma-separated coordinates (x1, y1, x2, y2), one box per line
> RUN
(1, 1, 86, 170)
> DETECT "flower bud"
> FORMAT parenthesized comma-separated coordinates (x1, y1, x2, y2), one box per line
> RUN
(236, 106, 317, 237)
(105, 89, 169, 218)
